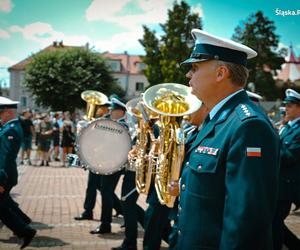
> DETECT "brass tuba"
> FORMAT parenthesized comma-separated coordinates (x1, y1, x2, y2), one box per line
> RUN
(143, 83, 202, 207)
(81, 90, 109, 121)
(126, 97, 158, 194)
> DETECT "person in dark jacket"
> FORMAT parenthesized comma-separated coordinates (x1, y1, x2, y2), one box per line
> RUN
(0, 96, 36, 249)
(173, 29, 279, 250)
(272, 88, 300, 250)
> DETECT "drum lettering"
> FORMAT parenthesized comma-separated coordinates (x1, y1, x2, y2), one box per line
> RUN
(94, 124, 123, 134)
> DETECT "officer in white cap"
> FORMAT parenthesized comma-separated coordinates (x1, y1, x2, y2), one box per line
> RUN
(246, 90, 263, 104)
(272, 88, 300, 250)
(0, 96, 36, 248)
(173, 29, 280, 250)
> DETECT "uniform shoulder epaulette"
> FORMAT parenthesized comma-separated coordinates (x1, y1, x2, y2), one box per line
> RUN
(235, 103, 257, 121)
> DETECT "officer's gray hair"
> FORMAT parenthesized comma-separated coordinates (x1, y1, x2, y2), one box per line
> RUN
(215, 61, 249, 87)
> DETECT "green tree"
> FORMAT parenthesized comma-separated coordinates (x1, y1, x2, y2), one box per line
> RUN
(232, 11, 284, 100)
(24, 48, 124, 111)
(139, 1, 202, 86)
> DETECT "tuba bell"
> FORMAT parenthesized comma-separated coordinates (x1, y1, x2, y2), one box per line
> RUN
(143, 83, 202, 207)
(81, 90, 109, 121)
(126, 97, 158, 194)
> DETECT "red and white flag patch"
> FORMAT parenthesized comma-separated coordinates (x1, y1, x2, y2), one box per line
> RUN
(246, 147, 261, 157)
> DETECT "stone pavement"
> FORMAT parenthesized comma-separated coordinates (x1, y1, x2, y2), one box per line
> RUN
(0, 161, 157, 250)
(0, 160, 299, 250)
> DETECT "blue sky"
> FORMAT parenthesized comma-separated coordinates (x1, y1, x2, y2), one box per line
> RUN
(0, 0, 299, 86)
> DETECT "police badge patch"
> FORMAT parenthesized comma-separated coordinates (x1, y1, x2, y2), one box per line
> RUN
(196, 146, 219, 156)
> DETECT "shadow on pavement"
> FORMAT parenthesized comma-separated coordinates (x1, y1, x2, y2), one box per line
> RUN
(98, 228, 144, 240)
(31, 221, 54, 230)
(0, 235, 69, 248)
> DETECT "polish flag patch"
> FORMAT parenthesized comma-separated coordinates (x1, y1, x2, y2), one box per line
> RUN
(246, 147, 261, 157)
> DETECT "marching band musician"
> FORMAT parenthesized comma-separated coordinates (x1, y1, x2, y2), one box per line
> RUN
(90, 95, 125, 234)
(75, 102, 123, 222)
(168, 103, 210, 250)
(173, 29, 279, 250)
(142, 121, 172, 250)
(124, 102, 171, 250)
(0, 96, 36, 249)
(112, 107, 145, 250)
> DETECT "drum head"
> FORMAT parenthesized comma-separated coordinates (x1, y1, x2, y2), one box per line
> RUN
(77, 119, 131, 175)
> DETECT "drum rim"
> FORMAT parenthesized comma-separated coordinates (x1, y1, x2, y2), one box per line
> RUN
(76, 118, 131, 175)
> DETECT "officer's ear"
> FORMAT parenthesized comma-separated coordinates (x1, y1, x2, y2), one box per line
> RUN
(215, 65, 229, 82)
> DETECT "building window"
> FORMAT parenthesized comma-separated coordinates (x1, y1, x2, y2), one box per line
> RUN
(136, 82, 144, 91)
(20, 96, 27, 107)
(107, 60, 121, 72)
(136, 62, 147, 72)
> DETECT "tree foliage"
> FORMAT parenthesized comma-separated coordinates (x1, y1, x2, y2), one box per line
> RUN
(139, 1, 202, 86)
(24, 48, 124, 111)
(232, 11, 284, 100)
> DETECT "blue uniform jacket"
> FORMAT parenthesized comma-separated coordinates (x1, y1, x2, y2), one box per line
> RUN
(0, 119, 23, 189)
(278, 120, 300, 202)
(176, 90, 280, 250)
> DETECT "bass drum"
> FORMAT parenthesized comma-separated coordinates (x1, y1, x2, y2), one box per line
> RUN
(77, 118, 131, 175)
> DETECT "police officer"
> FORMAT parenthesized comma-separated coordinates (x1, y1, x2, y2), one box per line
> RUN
(0, 96, 36, 249)
(173, 29, 279, 250)
(246, 90, 262, 105)
(272, 89, 300, 250)
(75, 103, 122, 221)
(90, 95, 125, 234)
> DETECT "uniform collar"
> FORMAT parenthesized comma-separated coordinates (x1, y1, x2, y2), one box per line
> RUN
(3, 118, 19, 126)
(288, 117, 300, 128)
(209, 89, 244, 120)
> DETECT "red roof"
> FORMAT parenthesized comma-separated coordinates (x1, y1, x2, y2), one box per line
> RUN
(287, 46, 299, 63)
(9, 42, 144, 75)
(277, 45, 300, 82)
(8, 42, 84, 71)
(102, 52, 144, 74)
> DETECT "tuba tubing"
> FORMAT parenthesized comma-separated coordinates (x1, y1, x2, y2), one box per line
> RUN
(143, 83, 202, 208)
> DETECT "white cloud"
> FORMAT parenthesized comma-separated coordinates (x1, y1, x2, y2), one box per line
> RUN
(86, 0, 205, 53)
(86, 0, 172, 30)
(191, 3, 204, 18)
(0, 28, 10, 38)
(93, 28, 144, 53)
(0, 0, 13, 13)
(9, 22, 90, 47)
(85, 0, 165, 53)
(0, 56, 16, 67)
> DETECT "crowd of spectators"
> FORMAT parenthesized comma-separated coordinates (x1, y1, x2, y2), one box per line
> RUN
(19, 110, 76, 167)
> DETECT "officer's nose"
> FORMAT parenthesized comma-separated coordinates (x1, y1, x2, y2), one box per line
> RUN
(186, 70, 192, 79)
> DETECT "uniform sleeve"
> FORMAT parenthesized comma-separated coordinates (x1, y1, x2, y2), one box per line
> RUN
(0, 129, 21, 182)
(219, 118, 280, 250)
(280, 132, 300, 168)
